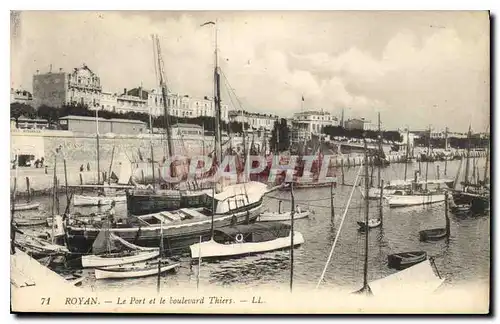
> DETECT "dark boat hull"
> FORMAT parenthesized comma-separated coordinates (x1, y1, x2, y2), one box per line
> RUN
(387, 251, 427, 270)
(419, 228, 447, 241)
(66, 202, 263, 255)
(126, 190, 209, 216)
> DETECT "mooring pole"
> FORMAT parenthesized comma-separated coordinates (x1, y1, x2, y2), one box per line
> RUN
(330, 181, 335, 222)
(379, 179, 384, 225)
(341, 158, 345, 185)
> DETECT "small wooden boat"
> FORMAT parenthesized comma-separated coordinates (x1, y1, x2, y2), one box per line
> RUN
(357, 218, 381, 230)
(385, 190, 445, 208)
(82, 249, 159, 268)
(189, 222, 304, 260)
(15, 218, 47, 227)
(13, 202, 40, 211)
(94, 258, 179, 280)
(419, 228, 448, 241)
(73, 194, 126, 207)
(387, 251, 427, 270)
(258, 210, 310, 222)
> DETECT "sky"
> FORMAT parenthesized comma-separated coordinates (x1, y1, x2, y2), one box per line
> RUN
(10, 10, 490, 132)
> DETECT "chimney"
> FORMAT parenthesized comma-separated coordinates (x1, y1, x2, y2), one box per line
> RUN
(59, 68, 62, 72)
(124, 88, 127, 95)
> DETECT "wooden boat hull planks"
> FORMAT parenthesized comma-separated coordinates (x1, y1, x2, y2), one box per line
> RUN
(94, 259, 180, 280)
(419, 228, 447, 242)
(387, 251, 427, 270)
(82, 250, 160, 268)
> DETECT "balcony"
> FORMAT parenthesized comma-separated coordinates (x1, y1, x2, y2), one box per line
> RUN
(68, 81, 102, 91)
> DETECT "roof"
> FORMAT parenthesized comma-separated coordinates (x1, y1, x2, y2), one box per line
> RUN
(59, 115, 145, 124)
(215, 222, 291, 237)
(172, 123, 202, 129)
(294, 110, 331, 116)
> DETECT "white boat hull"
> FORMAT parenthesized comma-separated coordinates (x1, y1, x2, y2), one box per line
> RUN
(190, 231, 304, 259)
(258, 211, 310, 222)
(81, 250, 159, 268)
(13, 203, 40, 211)
(73, 194, 126, 207)
(367, 188, 396, 199)
(94, 262, 180, 280)
(385, 194, 446, 208)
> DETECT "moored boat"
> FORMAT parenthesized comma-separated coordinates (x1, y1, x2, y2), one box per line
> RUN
(419, 228, 448, 241)
(13, 202, 40, 211)
(357, 218, 381, 230)
(73, 194, 126, 207)
(15, 218, 47, 227)
(82, 249, 159, 268)
(387, 251, 427, 270)
(258, 210, 310, 222)
(189, 222, 304, 260)
(385, 191, 445, 208)
(94, 258, 179, 280)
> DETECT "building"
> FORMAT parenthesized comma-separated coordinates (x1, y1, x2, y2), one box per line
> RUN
(10, 116, 49, 130)
(171, 123, 204, 137)
(290, 110, 338, 143)
(228, 110, 278, 131)
(32, 64, 102, 108)
(58, 115, 146, 134)
(147, 88, 229, 121)
(10, 88, 33, 105)
(344, 118, 377, 131)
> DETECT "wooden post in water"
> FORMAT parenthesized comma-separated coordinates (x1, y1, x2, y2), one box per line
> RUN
(290, 181, 295, 293)
(26, 177, 31, 202)
(141, 169, 145, 184)
(330, 181, 335, 222)
(341, 159, 345, 185)
(436, 165, 440, 190)
(379, 179, 384, 224)
(197, 235, 202, 290)
(445, 191, 450, 238)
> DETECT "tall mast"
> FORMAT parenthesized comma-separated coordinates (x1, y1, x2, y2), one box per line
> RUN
(96, 107, 100, 184)
(424, 125, 431, 191)
(464, 125, 472, 186)
(213, 21, 223, 164)
(444, 127, 449, 151)
(154, 35, 173, 158)
(483, 134, 489, 185)
(377, 112, 382, 188)
(362, 137, 370, 293)
(404, 128, 409, 182)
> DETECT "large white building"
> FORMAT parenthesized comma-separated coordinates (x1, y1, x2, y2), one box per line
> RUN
(228, 110, 278, 131)
(10, 88, 33, 105)
(344, 118, 377, 131)
(291, 110, 338, 143)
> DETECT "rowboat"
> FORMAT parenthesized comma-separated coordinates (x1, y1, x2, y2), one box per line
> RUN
(190, 222, 304, 260)
(15, 218, 47, 227)
(82, 249, 159, 268)
(73, 194, 126, 207)
(258, 210, 310, 222)
(13, 202, 40, 211)
(94, 258, 179, 280)
(419, 228, 448, 242)
(357, 218, 381, 230)
(387, 251, 427, 270)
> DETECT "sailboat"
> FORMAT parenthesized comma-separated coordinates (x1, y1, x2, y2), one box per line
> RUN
(81, 223, 159, 268)
(126, 35, 215, 216)
(384, 126, 448, 208)
(357, 140, 381, 231)
(449, 125, 490, 214)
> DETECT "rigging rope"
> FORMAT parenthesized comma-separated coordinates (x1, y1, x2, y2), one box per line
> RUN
(315, 164, 363, 289)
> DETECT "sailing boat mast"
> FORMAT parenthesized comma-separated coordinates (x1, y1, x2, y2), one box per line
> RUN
(212, 22, 223, 165)
(377, 112, 382, 188)
(464, 125, 472, 186)
(404, 128, 410, 182)
(483, 134, 489, 184)
(154, 35, 174, 159)
(96, 107, 101, 184)
(424, 126, 431, 191)
(361, 137, 371, 294)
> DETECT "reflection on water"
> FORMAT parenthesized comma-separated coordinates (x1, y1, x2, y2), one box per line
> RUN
(15, 159, 490, 291)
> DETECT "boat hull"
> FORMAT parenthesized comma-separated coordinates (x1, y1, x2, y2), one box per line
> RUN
(387, 251, 427, 270)
(13, 203, 40, 211)
(419, 228, 448, 241)
(190, 231, 304, 259)
(67, 202, 263, 255)
(258, 211, 310, 222)
(386, 194, 445, 208)
(95, 261, 179, 280)
(81, 250, 159, 268)
(73, 194, 126, 207)
(126, 190, 211, 216)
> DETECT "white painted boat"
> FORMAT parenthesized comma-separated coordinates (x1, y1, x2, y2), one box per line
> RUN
(13, 202, 40, 211)
(73, 194, 126, 207)
(190, 222, 304, 259)
(94, 258, 180, 280)
(258, 210, 310, 222)
(357, 218, 381, 230)
(366, 178, 454, 200)
(82, 249, 160, 268)
(385, 192, 446, 208)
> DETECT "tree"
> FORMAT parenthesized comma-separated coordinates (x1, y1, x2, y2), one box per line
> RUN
(269, 118, 290, 152)
(10, 102, 36, 127)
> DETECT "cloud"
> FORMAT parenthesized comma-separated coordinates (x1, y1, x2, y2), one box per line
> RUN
(11, 11, 489, 132)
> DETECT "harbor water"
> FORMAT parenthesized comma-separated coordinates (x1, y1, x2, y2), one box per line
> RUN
(14, 159, 490, 292)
